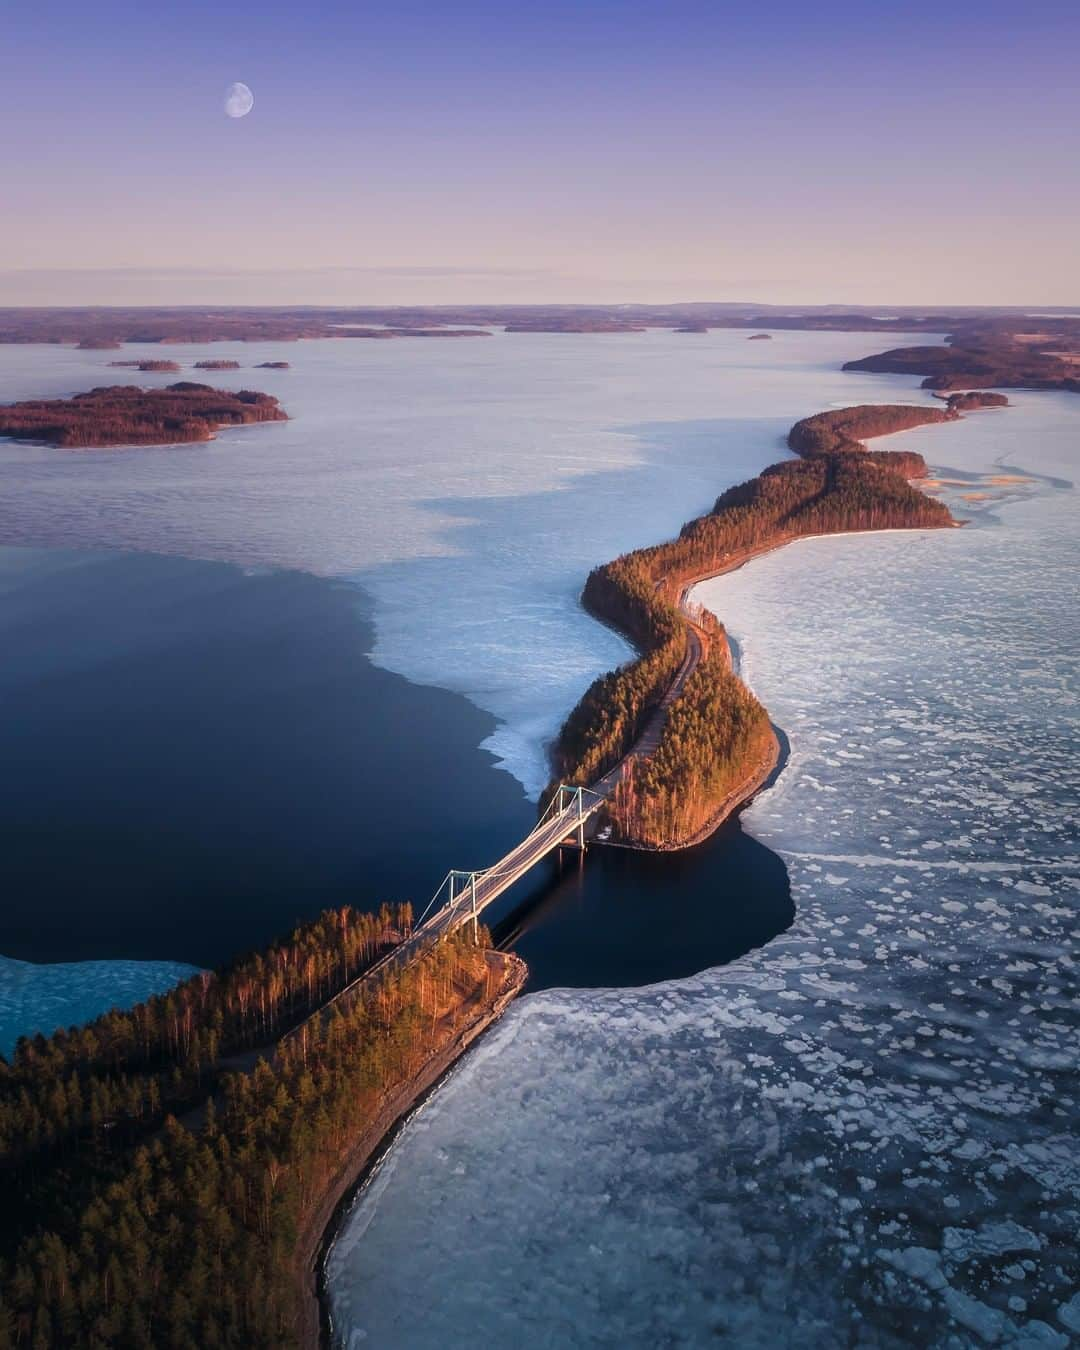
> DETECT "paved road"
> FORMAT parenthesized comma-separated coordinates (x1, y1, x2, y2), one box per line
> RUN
(593, 602, 709, 797)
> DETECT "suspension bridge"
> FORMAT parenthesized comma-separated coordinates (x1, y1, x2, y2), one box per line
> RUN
(286, 785, 610, 1034)
(300, 609, 711, 1027)
(348, 614, 705, 985)
(413, 783, 606, 940)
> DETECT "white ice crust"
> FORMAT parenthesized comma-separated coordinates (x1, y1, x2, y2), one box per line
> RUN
(327, 390, 1079, 1346)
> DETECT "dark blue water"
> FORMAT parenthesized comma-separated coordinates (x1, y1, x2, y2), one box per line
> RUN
(0, 546, 791, 990)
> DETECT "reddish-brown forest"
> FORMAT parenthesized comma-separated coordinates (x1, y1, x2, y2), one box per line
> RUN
(0, 917, 505, 1348)
(552, 404, 959, 846)
(0, 383, 287, 448)
(844, 341, 1079, 394)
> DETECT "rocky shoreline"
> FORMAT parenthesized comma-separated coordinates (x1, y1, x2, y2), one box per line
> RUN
(303, 950, 527, 1349)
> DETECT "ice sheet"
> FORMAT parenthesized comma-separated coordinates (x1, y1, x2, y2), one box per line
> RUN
(326, 390, 1079, 1346)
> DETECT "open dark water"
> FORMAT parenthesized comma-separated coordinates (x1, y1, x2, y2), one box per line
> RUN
(0, 545, 791, 991)
(499, 814, 792, 992)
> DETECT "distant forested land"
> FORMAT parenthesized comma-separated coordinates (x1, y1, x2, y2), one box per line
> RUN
(552, 404, 958, 847)
(843, 340, 1080, 395)
(0, 909, 512, 1347)
(3, 306, 1078, 348)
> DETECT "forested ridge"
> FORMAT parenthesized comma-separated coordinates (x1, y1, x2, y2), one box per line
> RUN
(787, 403, 955, 458)
(0, 917, 507, 1347)
(842, 340, 1080, 395)
(607, 646, 775, 846)
(551, 404, 958, 846)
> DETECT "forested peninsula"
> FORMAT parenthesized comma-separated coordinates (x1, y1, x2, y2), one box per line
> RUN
(0, 911, 523, 1347)
(0, 384, 286, 449)
(551, 404, 962, 848)
(843, 339, 1079, 395)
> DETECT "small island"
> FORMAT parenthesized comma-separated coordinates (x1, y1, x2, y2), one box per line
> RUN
(0, 382, 287, 448)
(108, 359, 182, 372)
(942, 391, 1010, 412)
(194, 359, 241, 370)
(747, 333, 773, 340)
(256, 360, 291, 369)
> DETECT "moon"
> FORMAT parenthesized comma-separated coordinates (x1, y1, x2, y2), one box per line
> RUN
(224, 82, 254, 118)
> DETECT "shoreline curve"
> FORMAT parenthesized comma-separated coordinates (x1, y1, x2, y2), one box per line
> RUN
(300, 950, 527, 1349)
(556, 404, 970, 850)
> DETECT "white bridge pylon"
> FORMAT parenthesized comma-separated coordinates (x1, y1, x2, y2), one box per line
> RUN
(415, 784, 606, 934)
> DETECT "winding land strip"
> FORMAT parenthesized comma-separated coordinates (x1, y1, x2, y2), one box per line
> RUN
(591, 616, 705, 796)
(555, 404, 971, 850)
(589, 570, 781, 846)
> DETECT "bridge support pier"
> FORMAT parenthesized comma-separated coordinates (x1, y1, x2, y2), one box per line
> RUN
(470, 872, 478, 941)
(555, 784, 589, 852)
(446, 870, 481, 941)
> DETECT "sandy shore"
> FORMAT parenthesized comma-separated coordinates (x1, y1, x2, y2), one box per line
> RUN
(296, 949, 528, 1349)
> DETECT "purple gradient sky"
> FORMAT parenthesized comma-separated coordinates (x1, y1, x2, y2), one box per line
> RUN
(3, 0, 1078, 306)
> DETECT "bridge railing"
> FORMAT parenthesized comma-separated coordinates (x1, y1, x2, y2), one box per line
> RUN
(282, 787, 608, 1045)
(414, 784, 605, 929)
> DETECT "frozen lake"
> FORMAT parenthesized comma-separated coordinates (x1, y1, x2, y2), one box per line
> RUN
(0, 328, 946, 794)
(325, 389, 1079, 1345)
(3, 328, 1076, 1339)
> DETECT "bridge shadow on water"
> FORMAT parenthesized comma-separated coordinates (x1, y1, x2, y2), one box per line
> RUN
(491, 727, 794, 993)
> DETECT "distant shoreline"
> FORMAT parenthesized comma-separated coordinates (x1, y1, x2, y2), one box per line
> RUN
(2, 304, 1077, 354)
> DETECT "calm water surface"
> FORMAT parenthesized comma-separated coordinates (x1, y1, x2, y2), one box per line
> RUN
(0, 328, 904, 1041)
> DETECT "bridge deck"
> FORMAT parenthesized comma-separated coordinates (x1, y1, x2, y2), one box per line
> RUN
(422, 794, 606, 939)
(283, 794, 606, 1039)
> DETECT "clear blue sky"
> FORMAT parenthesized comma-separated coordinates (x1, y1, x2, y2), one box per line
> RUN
(3, 0, 1078, 305)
